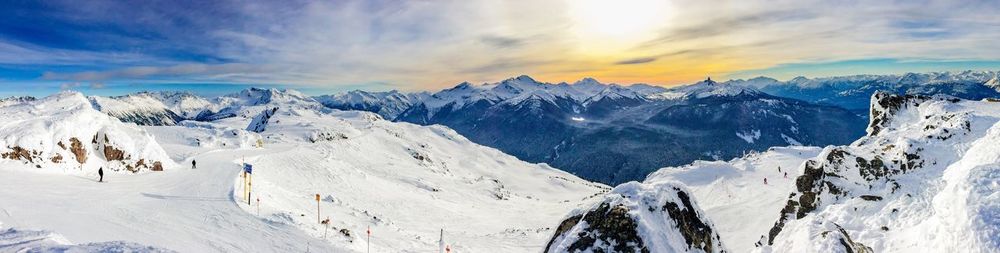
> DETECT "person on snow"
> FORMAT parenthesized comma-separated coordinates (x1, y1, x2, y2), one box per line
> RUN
(98, 167, 104, 182)
(763, 177, 768, 185)
(192, 160, 197, 169)
(784, 172, 788, 178)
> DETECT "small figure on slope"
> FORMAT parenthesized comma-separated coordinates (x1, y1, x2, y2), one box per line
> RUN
(763, 177, 767, 185)
(192, 160, 197, 169)
(98, 167, 104, 182)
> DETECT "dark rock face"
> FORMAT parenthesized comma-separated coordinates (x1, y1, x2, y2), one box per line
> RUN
(548, 202, 649, 253)
(547, 184, 725, 253)
(823, 224, 873, 253)
(662, 191, 719, 253)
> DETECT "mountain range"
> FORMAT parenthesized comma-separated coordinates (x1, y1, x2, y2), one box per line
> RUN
(40, 71, 1000, 185)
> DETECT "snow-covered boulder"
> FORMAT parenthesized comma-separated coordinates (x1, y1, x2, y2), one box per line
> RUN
(545, 182, 726, 253)
(0, 91, 174, 173)
(762, 92, 1000, 252)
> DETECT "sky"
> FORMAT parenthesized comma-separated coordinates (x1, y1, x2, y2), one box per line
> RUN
(1, 0, 1000, 97)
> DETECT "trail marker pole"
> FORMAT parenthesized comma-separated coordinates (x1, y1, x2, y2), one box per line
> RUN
(322, 217, 330, 239)
(439, 229, 444, 253)
(315, 194, 321, 224)
(367, 226, 371, 253)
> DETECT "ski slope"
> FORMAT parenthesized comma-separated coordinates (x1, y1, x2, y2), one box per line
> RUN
(0, 147, 342, 252)
(0, 90, 606, 252)
(645, 146, 822, 252)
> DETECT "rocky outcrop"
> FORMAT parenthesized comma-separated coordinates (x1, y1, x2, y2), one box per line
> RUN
(766, 92, 979, 249)
(546, 182, 725, 253)
(69, 137, 86, 163)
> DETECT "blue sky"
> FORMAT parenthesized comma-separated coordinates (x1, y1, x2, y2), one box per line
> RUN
(2, 0, 1000, 97)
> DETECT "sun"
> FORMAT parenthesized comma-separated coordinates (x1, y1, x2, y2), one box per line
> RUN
(569, 0, 670, 39)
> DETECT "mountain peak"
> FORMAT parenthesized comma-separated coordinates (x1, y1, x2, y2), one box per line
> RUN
(574, 77, 602, 86)
(506, 75, 537, 83)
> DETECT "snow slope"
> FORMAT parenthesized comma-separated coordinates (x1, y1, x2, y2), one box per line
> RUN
(0, 88, 607, 252)
(204, 101, 609, 252)
(646, 146, 822, 252)
(0, 91, 175, 173)
(0, 223, 174, 253)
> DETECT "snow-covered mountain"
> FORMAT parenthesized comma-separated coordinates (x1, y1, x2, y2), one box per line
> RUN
(728, 70, 1000, 114)
(580, 92, 1000, 252)
(314, 90, 429, 119)
(0, 92, 175, 173)
(387, 76, 864, 185)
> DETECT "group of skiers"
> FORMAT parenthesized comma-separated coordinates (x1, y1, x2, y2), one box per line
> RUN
(96, 159, 198, 183)
(763, 166, 790, 185)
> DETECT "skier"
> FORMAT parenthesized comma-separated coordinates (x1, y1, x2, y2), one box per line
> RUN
(763, 177, 767, 185)
(98, 167, 104, 182)
(784, 172, 788, 178)
(192, 159, 197, 169)
(778, 166, 782, 173)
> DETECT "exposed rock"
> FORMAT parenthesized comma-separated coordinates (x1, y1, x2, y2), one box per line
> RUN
(103, 145, 126, 161)
(69, 137, 86, 163)
(2, 146, 35, 162)
(547, 182, 725, 253)
(50, 153, 63, 163)
(662, 190, 720, 253)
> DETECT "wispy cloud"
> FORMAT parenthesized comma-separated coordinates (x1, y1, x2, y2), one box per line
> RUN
(1, 0, 999, 92)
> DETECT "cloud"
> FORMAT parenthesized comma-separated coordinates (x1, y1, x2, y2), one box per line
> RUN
(479, 35, 523, 49)
(615, 57, 657, 65)
(4, 0, 1000, 90)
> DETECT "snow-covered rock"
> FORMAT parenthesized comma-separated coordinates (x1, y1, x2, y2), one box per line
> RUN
(761, 91, 1000, 252)
(0, 91, 174, 173)
(545, 181, 726, 253)
(0, 96, 36, 107)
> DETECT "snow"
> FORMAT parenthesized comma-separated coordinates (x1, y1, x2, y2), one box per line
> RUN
(646, 146, 822, 252)
(0, 224, 174, 252)
(0, 89, 607, 252)
(761, 96, 1000, 253)
(0, 91, 175, 173)
(736, 129, 762, 144)
(651, 78, 762, 100)
(571, 117, 585, 122)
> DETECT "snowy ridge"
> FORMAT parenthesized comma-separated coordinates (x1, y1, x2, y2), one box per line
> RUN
(314, 90, 428, 119)
(399, 75, 666, 118)
(0, 91, 175, 173)
(0, 96, 36, 107)
(545, 181, 725, 253)
(759, 92, 1000, 252)
(650, 78, 762, 100)
(90, 94, 183, 126)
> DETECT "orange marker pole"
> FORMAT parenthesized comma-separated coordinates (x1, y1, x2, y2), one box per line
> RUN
(315, 194, 321, 224)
